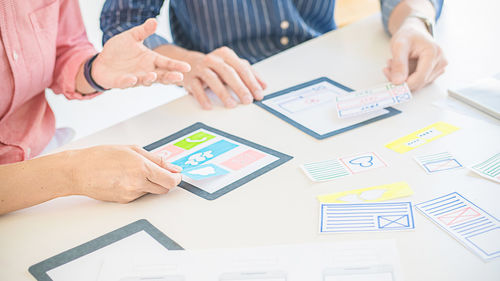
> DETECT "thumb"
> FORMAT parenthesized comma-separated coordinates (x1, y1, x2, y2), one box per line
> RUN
(129, 18, 157, 42)
(390, 40, 410, 84)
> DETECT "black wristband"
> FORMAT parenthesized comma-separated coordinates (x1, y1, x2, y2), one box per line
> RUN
(84, 53, 109, 92)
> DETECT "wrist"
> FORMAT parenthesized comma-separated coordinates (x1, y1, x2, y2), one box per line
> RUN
(86, 53, 110, 92)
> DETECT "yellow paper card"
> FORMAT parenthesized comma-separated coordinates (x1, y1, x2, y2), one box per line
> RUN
(385, 122, 460, 153)
(317, 182, 414, 203)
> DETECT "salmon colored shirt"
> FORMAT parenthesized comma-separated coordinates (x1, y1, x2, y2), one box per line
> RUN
(0, 0, 98, 164)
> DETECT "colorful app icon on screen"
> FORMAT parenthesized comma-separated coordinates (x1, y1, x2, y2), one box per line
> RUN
(174, 131, 216, 150)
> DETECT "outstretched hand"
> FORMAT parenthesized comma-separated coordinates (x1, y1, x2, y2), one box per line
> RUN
(92, 18, 191, 89)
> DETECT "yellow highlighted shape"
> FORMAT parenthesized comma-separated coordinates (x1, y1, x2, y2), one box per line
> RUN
(317, 182, 413, 203)
(385, 122, 460, 153)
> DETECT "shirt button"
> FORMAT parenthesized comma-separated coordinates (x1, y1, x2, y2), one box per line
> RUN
(280, 36, 289, 46)
(13, 51, 19, 61)
(25, 147, 31, 159)
(280, 20, 290, 30)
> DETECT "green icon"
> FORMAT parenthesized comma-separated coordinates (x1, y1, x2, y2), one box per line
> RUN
(174, 131, 216, 150)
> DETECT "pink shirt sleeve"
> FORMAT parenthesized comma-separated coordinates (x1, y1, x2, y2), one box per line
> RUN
(49, 0, 100, 100)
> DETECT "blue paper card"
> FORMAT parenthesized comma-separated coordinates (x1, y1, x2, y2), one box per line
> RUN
(183, 164, 229, 180)
(320, 202, 415, 233)
(255, 77, 401, 140)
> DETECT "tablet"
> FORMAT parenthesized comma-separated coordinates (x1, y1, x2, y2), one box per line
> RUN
(144, 122, 292, 200)
(255, 77, 401, 139)
(448, 74, 500, 120)
(29, 219, 183, 281)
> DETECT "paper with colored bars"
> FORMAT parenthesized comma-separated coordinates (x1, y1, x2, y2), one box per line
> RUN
(318, 182, 413, 203)
(414, 152, 463, 174)
(320, 202, 415, 233)
(336, 83, 412, 119)
(301, 159, 350, 182)
(415, 192, 500, 261)
(470, 152, 500, 183)
(385, 122, 460, 153)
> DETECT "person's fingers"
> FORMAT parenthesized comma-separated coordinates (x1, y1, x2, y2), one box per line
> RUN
(427, 68, 445, 85)
(383, 67, 391, 81)
(406, 49, 436, 90)
(157, 71, 184, 84)
(188, 78, 212, 110)
(389, 39, 410, 84)
(129, 18, 157, 42)
(144, 161, 182, 190)
(137, 72, 157, 87)
(115, 74, 138, 89)
(252, 68, 267, 96)
(130, 145, 182, 173)
(226, 57, 263, 100)
(201, 69, 237, 108)
(141, 180, 171, 195)
(154, 54, 191, 73)
(204, 55, 253, 104)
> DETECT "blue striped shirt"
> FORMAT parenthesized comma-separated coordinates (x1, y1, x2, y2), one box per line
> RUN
(101, 0, 442, 64)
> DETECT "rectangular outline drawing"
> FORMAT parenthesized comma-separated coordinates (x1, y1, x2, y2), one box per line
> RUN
(29, 220, 183, 281)
(144, 122, 293, 200)
(255, 77, 401, 140)
(423, 159, 463, 173)
(415, 192, 500, 261)
(377, 214, 410, 229)
(319, 202, 415, 233)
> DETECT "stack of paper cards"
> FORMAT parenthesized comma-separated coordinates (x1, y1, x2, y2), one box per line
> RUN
(414, 152, 463, 174)
(416, 192, 500, 261)
(317, 182, 414, 203)
(470, 152, 500, 183)
(320, 202, 415, 233)
(385, 122, 460, 153)
(301, 152, 387, 182)
(336, 83, 412, 119)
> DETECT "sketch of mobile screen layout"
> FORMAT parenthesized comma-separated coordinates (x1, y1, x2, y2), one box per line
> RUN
(323, 265, 394, 281)
(255, 77, 400, 139)
(219, 271, 287, 281)
(145, 123, 292, 200)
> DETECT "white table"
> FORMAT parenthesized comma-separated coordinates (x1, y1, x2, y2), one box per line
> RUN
(1, 1, 500, 280)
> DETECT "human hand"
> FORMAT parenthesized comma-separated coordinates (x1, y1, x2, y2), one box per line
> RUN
(92, 18, 191, 89)
(159, 46, 267, 109)
(384, 18, 447, 91)
(71, 145, 182, 203)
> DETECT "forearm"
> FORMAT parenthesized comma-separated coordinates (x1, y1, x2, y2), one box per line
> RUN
(0, 151, 75, 214)
(387, 0, 436, 35)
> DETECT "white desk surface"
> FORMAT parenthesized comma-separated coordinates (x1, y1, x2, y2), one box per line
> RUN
(1, 1, 500, 280)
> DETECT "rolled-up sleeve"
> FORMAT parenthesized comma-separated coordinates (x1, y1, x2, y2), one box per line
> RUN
(100, 0, 169, 49)
(380, 0, 444, 34)
(49, 0, 99, 100)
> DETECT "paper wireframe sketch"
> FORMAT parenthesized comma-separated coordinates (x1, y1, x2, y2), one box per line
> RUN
(255, 77, 401, 139)
(320, 202, 415, 233)
(336, 83, 412, 119)
(469, 152, 500, 183)
(416, 192, 500, 261)
(414, 152, 463, 174)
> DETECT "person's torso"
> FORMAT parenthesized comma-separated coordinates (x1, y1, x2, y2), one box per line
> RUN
(169, 0, 336, 63)
(0, 0, 61, 162)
